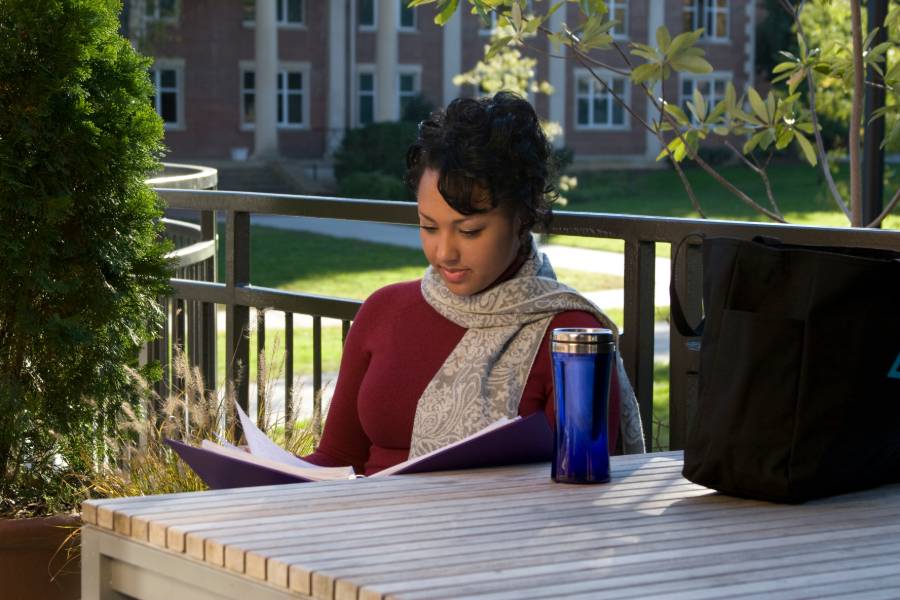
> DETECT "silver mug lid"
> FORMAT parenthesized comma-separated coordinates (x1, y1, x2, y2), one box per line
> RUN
(551, 327, 614, 344)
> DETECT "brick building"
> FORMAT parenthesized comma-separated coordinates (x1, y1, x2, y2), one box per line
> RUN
(132, 0, 756, 165)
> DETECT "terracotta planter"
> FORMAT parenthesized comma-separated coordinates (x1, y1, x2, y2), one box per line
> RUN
(0, 515, 81, 600)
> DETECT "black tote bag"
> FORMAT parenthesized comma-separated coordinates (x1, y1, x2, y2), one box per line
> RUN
(672, 236, 900, 503)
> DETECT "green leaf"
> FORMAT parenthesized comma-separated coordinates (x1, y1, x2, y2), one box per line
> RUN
(667, 29, 703, 57)
(692, 87, 707, 121)
(708, 98, 728, 122)
(743, 130, 765, 154)
(631, 62, 660, 84)
(670, 54, 713, 74)
(663, 102, 690, 126)
(747, 88, 768, 123)
(655, 26, 671, 52)
(772, 61, 796, 74)
(630, 48, 659, 62)
(775, 127, 794, 150)
(656, 136, 684, 161)
(485, 36, 514, 59)
(794, 133, 817, 165)
(433, 0, 459, 25)
(765, 93, 776, 123)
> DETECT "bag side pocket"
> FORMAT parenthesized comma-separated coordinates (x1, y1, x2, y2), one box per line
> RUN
(684, 309, 805, 502)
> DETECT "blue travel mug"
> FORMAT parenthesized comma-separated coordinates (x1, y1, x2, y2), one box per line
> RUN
(551, 328, 614, 484)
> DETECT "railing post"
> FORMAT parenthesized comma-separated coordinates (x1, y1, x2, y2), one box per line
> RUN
(200, 209, 218, 391)
(668, 239, 703, 450)
(225, 211, 251, 428)
(622, 239, 656, 452)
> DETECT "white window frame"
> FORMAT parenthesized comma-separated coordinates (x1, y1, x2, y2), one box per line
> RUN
(573, 69, 630, 131)
(242, 0, 307, 29)
(239, 61, 311, 130)
(358, 0, 377, 31)
(356, 65, 377, 127)
(277, 0, 306, 27)
(608, 0, 628, 40)
(679, 72, 732, 124)
(398, 0, 417, 31)
(684, 0, 730, 42)
(397, 65, 423, 119)
(149, 59, 185, 131)
(145, 0, 178, 22)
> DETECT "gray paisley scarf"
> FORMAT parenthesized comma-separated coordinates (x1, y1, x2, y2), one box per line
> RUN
(408, 239, 645, 458)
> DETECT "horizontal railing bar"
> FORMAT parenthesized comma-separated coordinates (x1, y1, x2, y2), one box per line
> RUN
(170, 279, 363, 321)
(168, 240, 216, 269)
(147, 163, 218, 190)
(233, 286, 362, 321)
(157, 189, 418, 224)
(161, 217, 202, 237)
(156, 189, 900, 251)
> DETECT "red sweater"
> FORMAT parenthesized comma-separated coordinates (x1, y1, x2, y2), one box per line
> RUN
(304, 280, 621, 475)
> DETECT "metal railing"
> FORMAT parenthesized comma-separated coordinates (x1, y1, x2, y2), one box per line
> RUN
(153, 185, 900, 452)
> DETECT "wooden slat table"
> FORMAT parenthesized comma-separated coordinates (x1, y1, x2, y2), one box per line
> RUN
(81, 452, 900, 599)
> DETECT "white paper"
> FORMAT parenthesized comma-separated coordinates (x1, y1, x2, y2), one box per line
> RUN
(234, 401, 325, 470)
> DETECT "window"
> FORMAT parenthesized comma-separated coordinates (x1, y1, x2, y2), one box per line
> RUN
(399, 0, 416, 30)
(479, 12, 498, 36)
(145, 0, 176, 20)
(241, 66, 308, 128)
(278, 0, 305, 24)
(358, 0, 376, 30)
(683, 0, 729, 40)
(398, 70, 421, 117)
(149, 65, 182, 128)
(242, 0, 305, 25)
(608, 0, 628, 39)
(575, 72, 628, 129)
(680, 75, 729, 122)
(358, 69, 375, 125)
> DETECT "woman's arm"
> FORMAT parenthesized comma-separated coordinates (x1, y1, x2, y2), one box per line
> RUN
(301, 297, 379, 473)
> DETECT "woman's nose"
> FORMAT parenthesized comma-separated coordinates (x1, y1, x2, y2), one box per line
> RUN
(435, 232, 459, 264)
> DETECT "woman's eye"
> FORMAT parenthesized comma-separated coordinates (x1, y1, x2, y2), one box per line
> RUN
(459, 229, 483, 238)
(419, 225, 437, 233)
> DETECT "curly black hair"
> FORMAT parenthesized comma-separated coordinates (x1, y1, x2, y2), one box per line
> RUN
(405, 92, 557, 234)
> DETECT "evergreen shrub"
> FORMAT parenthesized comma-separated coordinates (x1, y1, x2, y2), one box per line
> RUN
(0, 0, 171, 516)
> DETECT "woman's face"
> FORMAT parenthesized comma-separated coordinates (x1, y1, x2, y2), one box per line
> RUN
(417, 168, 521, 297)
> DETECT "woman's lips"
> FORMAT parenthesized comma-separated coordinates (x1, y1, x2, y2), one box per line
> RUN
(439, 266, 469, 284)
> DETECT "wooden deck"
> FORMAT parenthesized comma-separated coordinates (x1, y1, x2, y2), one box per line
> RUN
(81, 452, 900, 599)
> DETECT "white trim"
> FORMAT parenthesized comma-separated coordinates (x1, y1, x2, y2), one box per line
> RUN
(608, 0, 629, 40)
(573, 68, 631, 131)
(150, 58, 185, 131)
(398, 0, 417, 32)
(239, 60, 312, 131)
(358, 0, 377, 31)
(356, 64, 377, 127)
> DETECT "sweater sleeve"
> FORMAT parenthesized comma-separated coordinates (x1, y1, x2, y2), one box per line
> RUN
(301, 292, 380, 473)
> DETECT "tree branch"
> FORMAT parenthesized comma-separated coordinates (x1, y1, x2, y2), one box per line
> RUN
(867, 186, 900, 227)
(603, 39, 786, 222)
(724, 140, 784, 219)
(778, 0, 852, 221)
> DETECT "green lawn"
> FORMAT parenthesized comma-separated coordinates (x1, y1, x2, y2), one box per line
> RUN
(550, 163, 900, 255)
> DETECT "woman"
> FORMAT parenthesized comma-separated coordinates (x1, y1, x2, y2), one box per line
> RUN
(304, 92, 643, 475)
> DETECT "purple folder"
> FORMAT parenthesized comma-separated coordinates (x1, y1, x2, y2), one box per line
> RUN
(165, 439, 313, 489)
(388, 412, 553, 475)
(166, 411, 553, 489)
